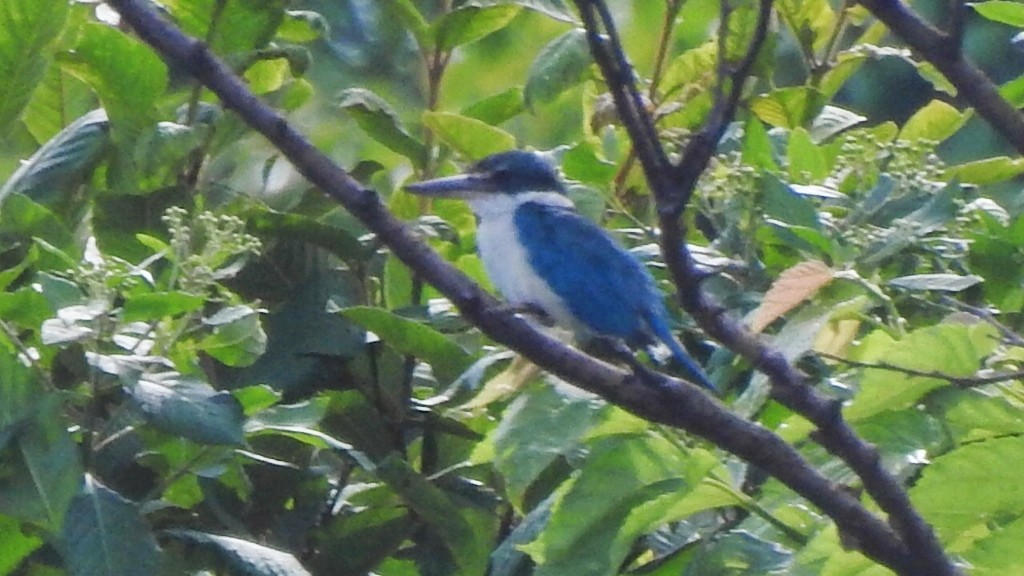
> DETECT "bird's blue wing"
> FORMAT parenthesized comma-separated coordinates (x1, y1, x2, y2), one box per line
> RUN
(514, 202, 716, 391)
(514, 202, 659, 341)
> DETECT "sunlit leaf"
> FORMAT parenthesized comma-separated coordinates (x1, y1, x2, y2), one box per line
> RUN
(0, 0, 68, 134)
(433, 4, 520, 51)
(899, 99, 969, 143)
(912, 435, 1024, 544)
(970, 0, 1024, 26)
(421, 111, 516, 160)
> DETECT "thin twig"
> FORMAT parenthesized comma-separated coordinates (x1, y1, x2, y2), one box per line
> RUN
(574, 0, 959, 573)
(109, 0, 919, 571)
(821, 352, 1024, 388)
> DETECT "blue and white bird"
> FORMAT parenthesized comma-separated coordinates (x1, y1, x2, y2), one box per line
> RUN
(405, 150, 716, 391)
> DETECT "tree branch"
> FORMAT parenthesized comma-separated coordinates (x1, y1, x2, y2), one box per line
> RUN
(858, 0, 1024, 155)
(107, 0, 924, 572)
(574, 0, 959, 574)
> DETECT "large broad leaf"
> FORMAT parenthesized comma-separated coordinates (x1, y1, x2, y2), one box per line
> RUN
(60, 24, 167, 140)
(338, 88, 427, 168)
(912, 436, 1024, 545)
(971, 0, 1024, 26)
(0, 109, 109, 206)
(128, 374, 245, 446)
(462, 87, 525, 125)
(0, 350, 82, 532)
(472, 382, 605, 507)
(844, 322, 999, 422)
(161, 0, 286, 55)
(341, 306, 474, 384)
(166, 530, 310, 576)
(198, 305, 268, 367)
(899, 99, 969, 143)
(421, 111, 516, 160)
(60, 475, 161, 576)
(233, 269, 365, 397)
(0, 0, 68, 133)
(432, 4, 521, 51)
(376, 456, 490, 575)
(524, 28, 591, 110)
(520, 433, 719, 576)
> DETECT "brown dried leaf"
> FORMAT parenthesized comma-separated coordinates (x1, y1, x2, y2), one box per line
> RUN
(749, 260, 834, 333)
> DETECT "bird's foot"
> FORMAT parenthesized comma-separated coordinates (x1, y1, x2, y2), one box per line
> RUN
(584, 337, 660, 380)
(498, 303, 556, 327)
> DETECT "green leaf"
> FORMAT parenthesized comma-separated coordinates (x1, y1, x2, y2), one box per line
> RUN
(473, 383, 605, 507)
(198, 305, 267, 367)
(60, 24, 167, 139)
(0, 514, 42, 573)
(462, 87, 525, 125)
(22, 64, 95, 144)
(750, 87, 825, 128)
(60, 475, 161, 576)
(845, 323, 999, 422)
(120, 291, 205, 322)
(276, 10, 329, 43)
(521, 434, 716, 575)
(165, 530, 311, 576)
(246, 209, 372, 262)
(887, 273, 983, 292)
(912, 436, 1024, 543)
(421, 111, 516, 160)
(128, 374, 245, 446)
(962, 514, 1024, 576)
(524, 28, 591, 110)
(337, 88, 427, 168)
(0, 109, 109, 206)
(341, 306, 473, 384)
(234, 269, 365, 396)
(376, 456, 489, 575)
(497, 0, 576, 22)
(380, 0, 431, 49)
(945, 156, 1024, 185)
(687, 532, 793, 575)
(0, 0, 69, 134)
(742, 116, 778, 170)
(432, 4, 521, 51)
(161, 0, 286, 55)
(899, 99, 969, 143)
(787, 127, 829, 182)
(0, 372, 81, 531)
(762, 175, 820, 229)
(970, 0, 1024, 26)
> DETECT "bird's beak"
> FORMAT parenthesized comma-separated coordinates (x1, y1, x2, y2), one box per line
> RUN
(404, 173, 491, 199)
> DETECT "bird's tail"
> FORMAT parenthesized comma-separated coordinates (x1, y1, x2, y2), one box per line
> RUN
(645, 311, 717, 392)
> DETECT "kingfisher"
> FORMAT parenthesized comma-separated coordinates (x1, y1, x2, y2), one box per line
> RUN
(405, 150, 716, 391)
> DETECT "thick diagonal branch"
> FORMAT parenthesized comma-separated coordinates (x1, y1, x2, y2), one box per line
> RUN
(107, 0, 920, 572)
(574, 0, 958, 574)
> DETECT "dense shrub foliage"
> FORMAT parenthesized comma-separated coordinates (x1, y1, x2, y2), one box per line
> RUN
(2, 0, 1024, 574)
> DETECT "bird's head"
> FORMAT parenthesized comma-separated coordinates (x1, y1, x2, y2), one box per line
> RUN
(405, 150, 567, 200)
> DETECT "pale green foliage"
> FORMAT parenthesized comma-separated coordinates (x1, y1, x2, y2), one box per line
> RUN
(1, 0, 1024, 575)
